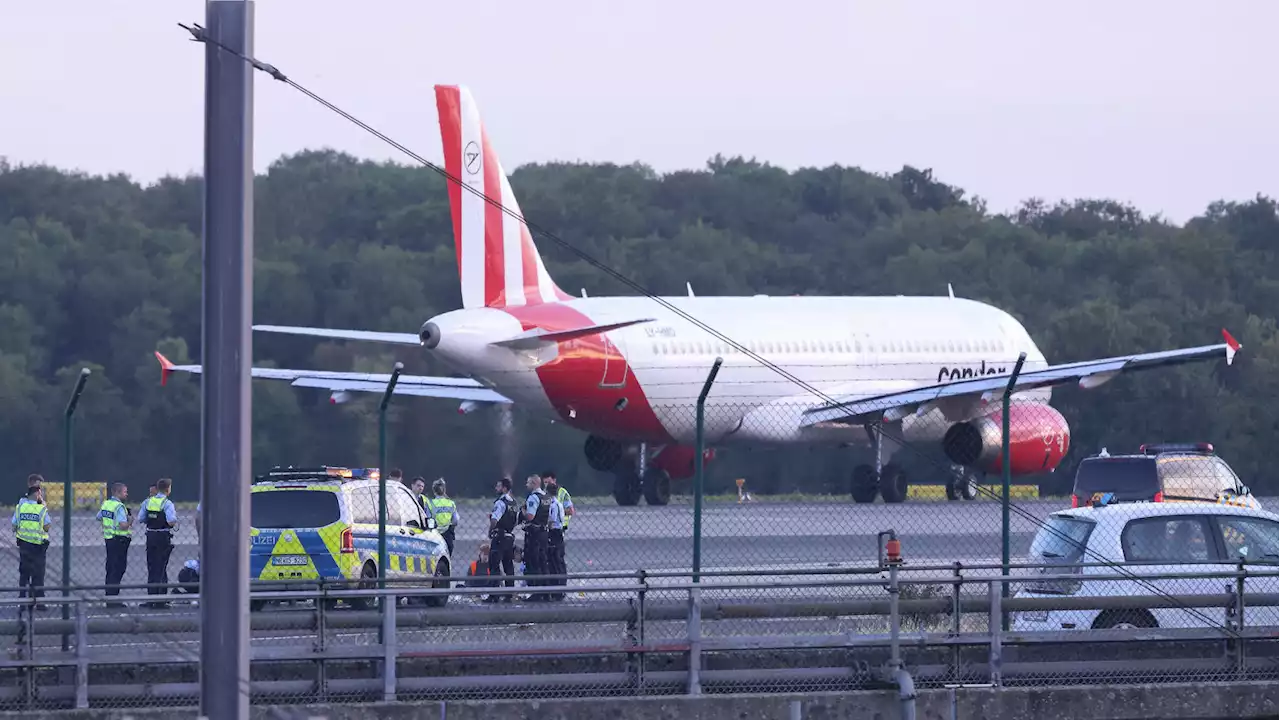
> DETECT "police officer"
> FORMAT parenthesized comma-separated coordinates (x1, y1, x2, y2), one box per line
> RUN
(140, 478, 178, 608)
(12, 485, 50, 610)
(542, 474, 568, 597)
(98, 483, 132, 605)
(23, 473, 43, 502)
(521, 474, 553, 602)
(485, 477, 518, 603)
(425, 479, 458, 556)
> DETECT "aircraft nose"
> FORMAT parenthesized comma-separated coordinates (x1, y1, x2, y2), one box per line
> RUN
(419, 321, 441, 349)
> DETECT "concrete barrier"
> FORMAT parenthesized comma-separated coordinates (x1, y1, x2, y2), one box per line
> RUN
(4, 682, 1275, 720)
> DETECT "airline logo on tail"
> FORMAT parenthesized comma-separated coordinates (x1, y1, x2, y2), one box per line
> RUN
(435, 85, 571, 310)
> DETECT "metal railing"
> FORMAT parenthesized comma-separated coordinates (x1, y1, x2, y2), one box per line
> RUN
(0, 560, 1275, 711)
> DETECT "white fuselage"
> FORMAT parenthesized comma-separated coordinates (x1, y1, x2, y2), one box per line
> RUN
(425, 295, 1053, 448)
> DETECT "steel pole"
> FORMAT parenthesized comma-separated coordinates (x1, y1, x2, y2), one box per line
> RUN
(61, 367, 90, 650)
(378, 362, 404, 591)
(199, 2, 255, 718)
(692, 357, 723, 584)
(1000, 351, 1027, 631)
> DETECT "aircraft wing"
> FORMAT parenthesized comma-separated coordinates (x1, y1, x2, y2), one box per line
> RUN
(800, 329, 1241, 427)
(253, 325, 421, 345)
(154, 352, 511, 404)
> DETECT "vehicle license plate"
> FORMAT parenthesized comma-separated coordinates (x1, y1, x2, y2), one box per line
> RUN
(1021, 610, 1049, 623)
(271, 555, 309, 566)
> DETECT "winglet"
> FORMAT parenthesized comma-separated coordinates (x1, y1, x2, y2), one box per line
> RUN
(1222, 328, 1242, 366)
(154, 351, 175, 386)
(687, 282, 695, 297)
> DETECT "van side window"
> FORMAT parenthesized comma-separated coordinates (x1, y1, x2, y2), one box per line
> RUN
(351, 487, 378, 525)
(389, 487, 422, 528)
(1121, 516, 1213, 563)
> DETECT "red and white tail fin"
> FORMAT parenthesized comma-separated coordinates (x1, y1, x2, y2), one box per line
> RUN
(435, 85, 571, 309)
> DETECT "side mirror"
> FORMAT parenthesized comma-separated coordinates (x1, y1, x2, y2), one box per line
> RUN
(1237, 545, 1250, 559)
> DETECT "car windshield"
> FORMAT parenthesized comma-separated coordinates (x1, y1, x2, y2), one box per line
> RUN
(1030, 515, 1094, 563)
(1073, 457, 1159, 500)
(251, 490, 341, 529)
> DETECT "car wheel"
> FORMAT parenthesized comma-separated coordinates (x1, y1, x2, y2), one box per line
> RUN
(351, 562, 379, 612)
(426, 560, 451, 608)
(1092, 610, 1156, 630)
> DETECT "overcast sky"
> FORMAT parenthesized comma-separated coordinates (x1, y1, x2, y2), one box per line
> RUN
(2, 0, 1276, 223)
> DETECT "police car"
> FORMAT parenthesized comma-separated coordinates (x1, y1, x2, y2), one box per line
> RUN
(1013, 495, 1278, 632)
(249, 466, 451, 610)
(1069, 443, 1261, 511)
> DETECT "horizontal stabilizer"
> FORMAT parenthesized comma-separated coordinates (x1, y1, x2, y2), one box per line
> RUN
(489, 318, 655, 350)
(154, 351, 510, 404)
(253, 325, 421, 346)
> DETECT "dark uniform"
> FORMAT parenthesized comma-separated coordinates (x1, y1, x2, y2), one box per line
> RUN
(98, 495, 131, 599)
(545, 485, 567, 601)
(142, 494, 176, 605)
(487, 492, 518, 602)
(522, 488, 553, 601)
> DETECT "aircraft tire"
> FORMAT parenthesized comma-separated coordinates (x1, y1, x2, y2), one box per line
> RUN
(642, 467, 671, 506)
(959, 472, 979, 501)
(880, 463, 908, 504)
(851, 465, 878, 504)
(612, 468, 642, 506)
(945, 478, 960, 501)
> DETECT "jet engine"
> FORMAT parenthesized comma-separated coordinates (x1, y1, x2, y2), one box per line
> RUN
(942, 403, 1070, 476)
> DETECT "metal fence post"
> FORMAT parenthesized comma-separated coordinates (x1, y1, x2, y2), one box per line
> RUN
(687, 586, 702, 695)
(378, 362, 404, 593)
(74, 599, 89, 709)
(1000, 352, 1026, 632)
(988, 579, 1002, 687)
(62, 367, 90, 652)
(693, 357, 723, 583)
(382, 588, 397, 702)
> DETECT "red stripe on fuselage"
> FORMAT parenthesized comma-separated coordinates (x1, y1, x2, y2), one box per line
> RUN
(481, 126, 506, 308)
(435, 88, 464, 283)
(501, 303, 671, 443)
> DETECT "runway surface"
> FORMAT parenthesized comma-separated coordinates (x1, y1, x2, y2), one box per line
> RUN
(2, 496, 1275, 595)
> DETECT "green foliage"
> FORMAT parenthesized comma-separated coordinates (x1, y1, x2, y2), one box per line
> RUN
(0, 152, 1274, 499)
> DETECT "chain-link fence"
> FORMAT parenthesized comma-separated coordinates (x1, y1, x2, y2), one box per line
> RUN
(1, 560, 1275, 711)
(5, 388, 1277, 608)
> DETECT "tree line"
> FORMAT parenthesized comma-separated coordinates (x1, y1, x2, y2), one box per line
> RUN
(0, 152, 1275, 500)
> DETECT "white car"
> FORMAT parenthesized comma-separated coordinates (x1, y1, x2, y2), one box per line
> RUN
(1013, 499, 1279, 631)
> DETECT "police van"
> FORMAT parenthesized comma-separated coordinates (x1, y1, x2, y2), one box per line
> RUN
(1070, 443, 1260, 511)
(249, 466, 451, 610)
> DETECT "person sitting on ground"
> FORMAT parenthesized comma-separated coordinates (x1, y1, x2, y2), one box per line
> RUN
(176, 559, 200, 595)
(466, 542, 495, 588)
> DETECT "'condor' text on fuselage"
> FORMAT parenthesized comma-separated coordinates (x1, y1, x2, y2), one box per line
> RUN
(936, 360, 1008, 383)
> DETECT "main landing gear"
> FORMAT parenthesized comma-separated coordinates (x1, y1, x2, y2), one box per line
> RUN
(851, 425, 908, 504)
(849, 426, 980, 503)
(946, 465, 980, 501)
(584, 436, 671, 507)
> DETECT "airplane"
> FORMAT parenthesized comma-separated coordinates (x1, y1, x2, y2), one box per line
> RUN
(154, 84, 1244, 507)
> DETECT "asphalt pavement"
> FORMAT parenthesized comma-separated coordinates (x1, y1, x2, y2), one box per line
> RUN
(2, 496, 1275, 596)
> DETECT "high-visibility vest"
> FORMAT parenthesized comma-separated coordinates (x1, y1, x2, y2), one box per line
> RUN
(557, 487, 572, 528)
(98, 498, 129, 539)
(426, 496, 456, 531)
(15, 499, 48, 545)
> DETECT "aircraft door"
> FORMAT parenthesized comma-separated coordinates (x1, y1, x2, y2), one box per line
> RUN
(600, 332, 629, 388)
